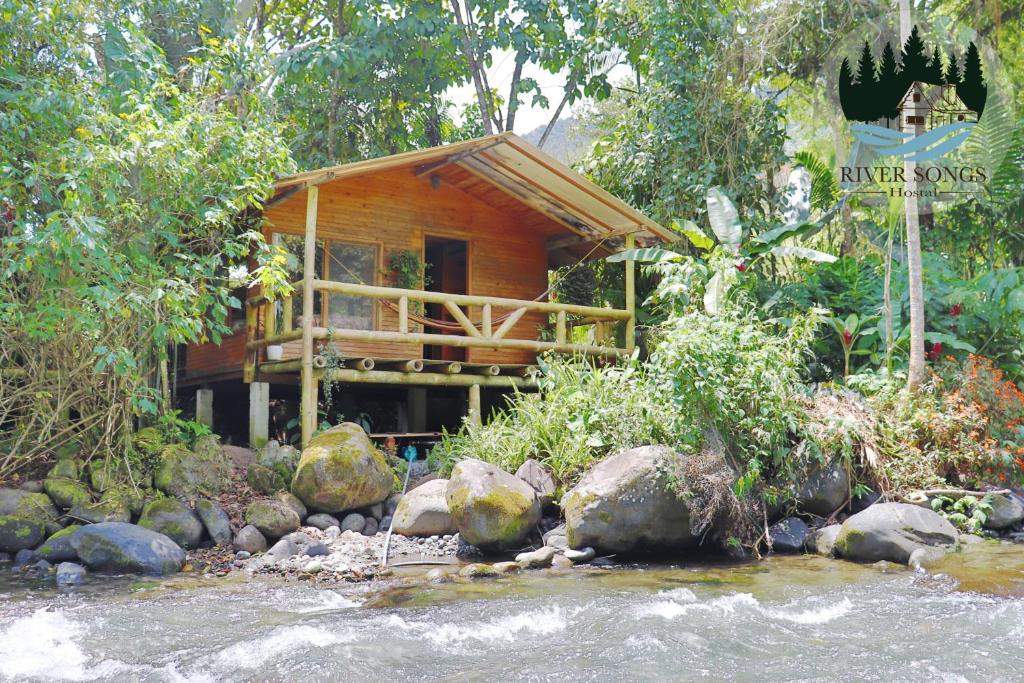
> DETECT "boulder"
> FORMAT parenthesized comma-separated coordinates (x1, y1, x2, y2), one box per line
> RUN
(305, 513, 340, 530)
(36, 525, 82, 562)
(458, 562, 498, 578)
(194, 500, 233, 546)
(70, 523, 185, 575)
(362, 518, 379, 536)
(247, 464, 286, 495)
(244, 500, 300, 539)
(68, 497, 131, 525)
(255, 440, 301, 481)
(768, 517, 810, 553)
(393, 479, 458, 537)
(233, 525, 267, 554)
(154, 442, 232, 500)
(275, 491, 307, 522)
(445, 459, 541, 550)
(561, 446, 699, 554)
(385, 493, 403, 516)
(340, 513, 366, 533)
(515, 546, 556, 569)
(86, 461, 119, 493)
(48, 458, 80, 481)
(44, 478, 92, 510)
(908, 546, 948, 571)
(796, 458, 849, 517)
(515, 459, 557, 508)
(55, 562, 86, 586)
(0, 488, 62, 535)
(806, 524, 842, 557)
(564, 547, 596, 563)
(265, 538, 297, 560)
(138, 498, 204, 549)
(290, 423, 394, 513)
(0, 515, 46, 553)
(834, 503, 958, 564)
(983, 494, 1024, 530)
(103, 487, 147, 518)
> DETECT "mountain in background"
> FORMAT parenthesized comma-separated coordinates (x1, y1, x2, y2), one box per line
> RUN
(520, 116, 597, 166)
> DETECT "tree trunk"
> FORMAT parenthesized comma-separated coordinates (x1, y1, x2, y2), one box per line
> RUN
(450, 0, 493, 135)
(504, 50, 527, 132)
(900, 0, 926, 392)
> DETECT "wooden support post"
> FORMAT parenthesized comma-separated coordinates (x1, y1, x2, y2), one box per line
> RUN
(300, 186, 319, 447)
(249, 382, 269, 448)
(282, 296, 293, 333)
(481, 304, 492, 337)
(493, 307, 528, 340)
(398, 296, 409, 334)
(196, 389, 214, 429)
(595, 320, 606, 346)
(443, 300, 482, 338)
(624, 231, 636, 353)
(408, 388, 427, 431)
(468, 383, 482, 427)
(264, 302, 276, 341)
(243, 304, 257, 383)
(555, 310, 567, 345)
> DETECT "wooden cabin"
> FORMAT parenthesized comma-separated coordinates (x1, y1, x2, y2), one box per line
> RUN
(177, 133, 672, 448)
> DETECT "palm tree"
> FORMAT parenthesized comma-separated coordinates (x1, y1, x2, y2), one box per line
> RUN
(899, 0, 926, 392)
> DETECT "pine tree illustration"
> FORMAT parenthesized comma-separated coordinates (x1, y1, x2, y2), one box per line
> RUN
(958, 42, 987, 116)
(900, 25, 929, 84)
(944, 49, 962, 85)
(853, 41, 878, 121)
(925, 46, 944, 84)
(876, 42, 901, 121)
(838, 57, 856, 120)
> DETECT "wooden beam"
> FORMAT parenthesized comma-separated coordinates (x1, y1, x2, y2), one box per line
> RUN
(468, 384, 482, 426)
(492, 307, 528, 340)
(443, 300, 482, 338)
(413, 139, 505, 176)
(398, 296, 409, 334)
(625, 231, 636, 354)
(481, 304, 492, 338)
(545, 226, 637, 252)
(555, 310, 567, 345)
(300, 186, 319, 447)
(324, 368, 534, 389)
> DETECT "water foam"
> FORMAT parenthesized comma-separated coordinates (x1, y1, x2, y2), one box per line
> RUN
(0, 608, 127, 681)
(638, 591, 851, 626)
(212, 624, 355, 670)
(288, 590, 360, 613)
(763, 598, 853, 625)
(379, 605, 572, 649)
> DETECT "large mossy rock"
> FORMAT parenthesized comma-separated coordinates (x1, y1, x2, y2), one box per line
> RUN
(69, 491, 132, 525)
(796, 457, 850, 517)
(247, 463, 286, 495)
(36, 525, 82, 562)
(562, 446, 699, 555)
(983, 494, 1024, 530)
(0, 488, 62, 535)
(445, 459, 540, 550)
(834, 502, 958, 564)
(138, 498, 204, 549)
(290, 423, 393, 513)
(0, 515, 46, 553)
(43, 477, 92, 510)
(195, 499, 232, 546)
(70, 523, 185, 575)
(244, 500, 300, 539)
(393, 479, 457, 537)
(256, 440, 301, 483)
(514, 459, 557, 508)
(154, 441, 232, 501)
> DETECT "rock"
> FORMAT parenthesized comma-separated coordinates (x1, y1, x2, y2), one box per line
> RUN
(458, 562, 498, 578)
(959, 533, 984, 545)
(104, 487, 147, 518)
(796, 458, 850, 517)
(55, 561, 86, 586)
(362, 518, 379, 536)
(544, 534, 569, 552)
(86, 461, 119, 493)
(19, 480, 45, 493)
(290, 423, 394, 513)
(515, 546, 556, 568)
(14, 548, 35, 566)
(282, 531, 312, 547)
(908, 546, 948, 571)
(340, 513, 366, 533)
(235, 550, 251, 560)
(562, 446, 703, 554)
(71, 523, 185, 575)
(33, 559, 52, 574)
(154, 442, 232, 500)
(232, 525, 267, 554)
(835, 503, 958, 564)
(276, 491, 308, 521)
(255, 440, 301, 481)
(515, 459, 557, 507)
(564, 547, 596, 563)
(48, 459, 80, 481)
(194, 500, 233, 546)
(385, 493, 403, 516)
(364, 503, 384, 521)
(492, 561, 522, 574)
(305, 513, 340, 530)
(0, 552, 9, 563)
(768, 517, 810, 553)
(247, 464, 286, 495)
(0, 515, 46, 553)
(68, 497, 131, 525)
(303, 560, 322, 573)
(393, 479, 458, 537)
(551, 554, 574, 569)
(138, 498, 204, 549)
(983, 494, 1024, 530)
(426, 566, 456, 583)
(245, 501, 301, 539)
(806, 524, 842, 557)
(445, 459, 541, 550)
(850, 488, 881, 513)
(304, 542, 330, 557)
(36, 525, 82, 562)
(0, 488, 62, 535)
(379, 515, 393, 531)
(324, 526, 341, 539)
(43, 477, 92, 510)
(265, 538, 298, 560)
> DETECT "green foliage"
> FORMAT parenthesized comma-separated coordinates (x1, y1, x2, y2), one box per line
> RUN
(931, 494, 992, 534)
(385, 250, 431, 290)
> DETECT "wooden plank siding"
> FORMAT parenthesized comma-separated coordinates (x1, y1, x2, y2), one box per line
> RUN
(184, 164, 560, 379)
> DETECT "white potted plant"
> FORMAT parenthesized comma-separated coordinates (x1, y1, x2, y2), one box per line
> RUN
(266, 344, 284, 361)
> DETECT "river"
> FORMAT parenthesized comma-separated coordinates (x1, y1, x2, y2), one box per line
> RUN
(2, 543, 1024, 682)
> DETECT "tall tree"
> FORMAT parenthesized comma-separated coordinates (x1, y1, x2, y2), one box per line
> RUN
(854, 41, 878, 121)
(958, 41, 988, 115)
(838, 57, 856, 120)
(944, 49, 962, 85)
(900, 24, 929, 83)
(925, 46, 944, 84)
(877, 42, 902, 121)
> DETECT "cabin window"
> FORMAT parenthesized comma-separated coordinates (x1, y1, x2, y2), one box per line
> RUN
(326, 241, 377, 330)
(273, 233, 323, 328)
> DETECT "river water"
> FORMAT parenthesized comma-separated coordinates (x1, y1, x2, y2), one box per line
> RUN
(2, 543, 1024, 682)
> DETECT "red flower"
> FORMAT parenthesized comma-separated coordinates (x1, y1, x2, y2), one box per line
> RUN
(927, 341, 943, 361)
(735, 261, 747, 272)
(842, 329, 852, 346)
(950, 303, 962, 317)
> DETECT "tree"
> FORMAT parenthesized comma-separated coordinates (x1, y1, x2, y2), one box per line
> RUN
(958, 41, 988, 115)
(853, 42, 878, 121)
(838, 58, 856, 120)
(944, 50, 962, 85)
(877, 42, 902, 121)
(899, 24, 929, 84)
(925, 46, 944, 84)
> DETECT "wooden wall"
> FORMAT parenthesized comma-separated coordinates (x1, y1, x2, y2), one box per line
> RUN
(185, 164, 558, 378)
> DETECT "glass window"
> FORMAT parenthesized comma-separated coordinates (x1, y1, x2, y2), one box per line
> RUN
(273, 234, 323, 329)
(327, 242, 377, 330)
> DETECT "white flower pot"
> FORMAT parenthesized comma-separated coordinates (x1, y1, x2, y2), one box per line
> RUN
(266, 345, 284, 361)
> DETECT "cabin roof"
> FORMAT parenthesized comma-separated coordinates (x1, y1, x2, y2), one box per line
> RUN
(272, 132, 674, 248)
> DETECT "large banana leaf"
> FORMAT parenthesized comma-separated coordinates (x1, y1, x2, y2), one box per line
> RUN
(769, 246, 838, 262)
(605, 247, 681, 263)
(706, 187, 742, 249)
(673, 218, 714, 251)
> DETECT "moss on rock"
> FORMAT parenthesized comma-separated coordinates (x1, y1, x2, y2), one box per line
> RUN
(445, 459, 540, 550)
(0, 515, 46, 552)
(138, 498, 204, 549)
(290, 423, 393, 513)
(44, 477, 92, 510)
(244, 500, 300, 539)
(154, 442, 232, 500)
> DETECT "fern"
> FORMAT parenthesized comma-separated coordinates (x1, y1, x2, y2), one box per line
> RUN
(793, 151, 839, 212)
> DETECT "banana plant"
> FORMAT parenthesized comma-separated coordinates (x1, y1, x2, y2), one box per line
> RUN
(609, 179, 838, 315)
